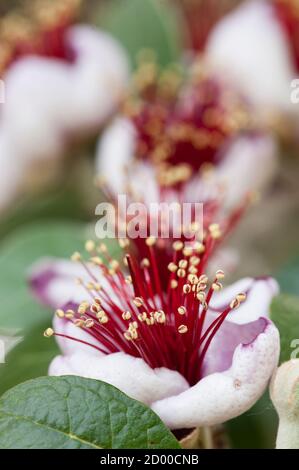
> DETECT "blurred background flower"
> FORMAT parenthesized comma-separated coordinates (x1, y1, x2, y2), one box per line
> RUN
(0, 0, 298, 450)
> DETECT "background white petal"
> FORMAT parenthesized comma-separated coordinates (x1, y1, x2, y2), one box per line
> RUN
(207, 1, 295, 114)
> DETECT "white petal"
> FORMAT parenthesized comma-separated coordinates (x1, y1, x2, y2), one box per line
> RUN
(65, 26, 129, 131)
(207, 1, 295, 113)
(29, 257, 90, 308)
(49, 351, 189, 405)
(209, 277, 279, 324)
(216, 134, 278, 208)
(96, 118, 136, 194)
(52, 315, 104, 357)
(152, 323, 279, 428)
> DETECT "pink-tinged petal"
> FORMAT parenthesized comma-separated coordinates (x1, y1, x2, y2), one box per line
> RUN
(216, 134, 278, 208)
(49, 351, 189, 405)
(209, 277, 279, 324)
(152, 322, 279, 429)
(29, 258, 89, 308)
(207, 1, 295, 112)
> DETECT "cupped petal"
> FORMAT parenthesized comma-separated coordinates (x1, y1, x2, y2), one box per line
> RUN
(49, 351, 189, 405)
(216, 133, 279, 208)
(152, 322, 279, 428)
(206, 1, 295, 113)
(209, 276, 279, 324)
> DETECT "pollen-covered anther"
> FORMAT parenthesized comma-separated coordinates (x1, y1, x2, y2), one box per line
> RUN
(55, 309, 65, 318)
(171, 279, 178, 289)
(146, 236, 156, 247)
(194, 242, 205, 254)
(154, 310, 166, 324)
(71, 251, 81, 262)
(74, 319, 84, 328)
(110, 260, 120, 271)
(122, 311, 132, 321)
(97, 243, 108, 254)
(90, 304, 100, 314)
(133, 297, 143, 307)
(168, 262, 178, 273)
(188, 273, 198, 284)
(178, 306, 186, 316)
(216, 270, 225, 280)
(209, 223, 222, 240)
(178, 259, 188, 269)
(177, 268, 186, 278)
(99, 315, 108, 324)
(85, 319, 94, 328)
(119, 238, 130, 249)
(141, 258, 150, 268)
(178, 325, 188, 334)
(85, 240, 95, 253)
(236, 293, 247, 303)
(183, 284, 191, 294)
(196, 292, 206, 303)
(90, 256, 103, 266)
(125, 275, 132, 284)
(183, 246, 193, 257)
(65, 309, 75, 319)
(199, 274, 209, 284)
(78, 302, 89, 315)
(190, 256, 200, 266)
(212, 282, 223, 292)
(138, 312, 147, 322)
(173, 241, 184, 251)
(44, 327, 54, 338)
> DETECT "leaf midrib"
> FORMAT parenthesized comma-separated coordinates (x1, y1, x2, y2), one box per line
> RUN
(0, 409, 103, 449)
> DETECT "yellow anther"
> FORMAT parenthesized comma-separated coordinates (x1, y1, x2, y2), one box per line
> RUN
(133, 297, 143, 307)
(178, 325, 188, 334)
(146, 236, 156, 246)
(216, 269, 225, 280)
(141, 258, 150, 268)
(122, 311, 132, 321)
(55, 309, 65, 318)
(71, 251, 81, 262)
(85, 240, 95, 252)
(178, 259, 188, 269)
(212, 282, 222, 292)
(168, 262, 178, 273)
(85, 319, 94, 328)
(236, 293, 246, 303)
(171, 279, 178, 289)
(90, 256, 103, 266)
(178, 306, 186, 315)
(173, 241, 184, 251)
(183, 284, 191, 294)
(44, 328, 54, 338)
(177, 268, 186, 278)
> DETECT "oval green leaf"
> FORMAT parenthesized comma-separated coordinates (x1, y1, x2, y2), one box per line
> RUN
(0, 375, 180, 449)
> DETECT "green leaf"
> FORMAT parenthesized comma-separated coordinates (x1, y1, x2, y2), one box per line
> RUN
(0, 222, 86, 333)
(100, 0, 182, 67)
(0, 376, 180, 449)
(270, 294, 299, 364)
(0, 320, 59, 397)
(277, 256, 299, 296)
